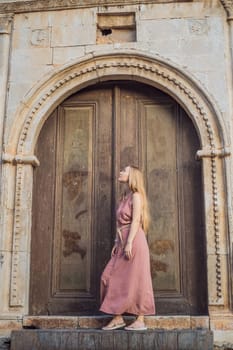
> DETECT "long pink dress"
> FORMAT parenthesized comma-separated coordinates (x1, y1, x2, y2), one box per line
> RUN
(100, 193, 155, 315)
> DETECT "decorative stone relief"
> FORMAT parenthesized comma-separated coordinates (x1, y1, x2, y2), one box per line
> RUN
(220, 0, 233, 19)
(0, 14, 13, 34)
(0, 253, 4, 267)
(10, 164, 24, 306)
(2, 153, 40, 167)
(5, 52, 228, 307)
(188, 19, 209, 35)
(31, 28, 50, 47)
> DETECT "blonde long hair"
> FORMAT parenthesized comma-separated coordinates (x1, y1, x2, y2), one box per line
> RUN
(128, 166, 150, 233)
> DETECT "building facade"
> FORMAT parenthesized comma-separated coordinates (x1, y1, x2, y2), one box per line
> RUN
(0, 0, 233, 347)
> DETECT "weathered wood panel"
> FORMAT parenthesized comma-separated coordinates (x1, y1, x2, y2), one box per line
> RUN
(52, 106, 94, 294)
(30, 82, 207, 315)
(144, 102, 180, 294)
(30, 111, 57, 315)
(178, 110, 207, 315)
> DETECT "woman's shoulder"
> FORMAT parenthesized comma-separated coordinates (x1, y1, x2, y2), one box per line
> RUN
(132, 191, 142, 202)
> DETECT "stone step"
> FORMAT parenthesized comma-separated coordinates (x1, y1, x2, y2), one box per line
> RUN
(0, 336, 10, 350)
(10, 329, 213, 350)
(22, 315, 210, 330)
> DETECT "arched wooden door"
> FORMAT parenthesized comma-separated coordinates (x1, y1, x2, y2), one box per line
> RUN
(30, 82, 208, 315)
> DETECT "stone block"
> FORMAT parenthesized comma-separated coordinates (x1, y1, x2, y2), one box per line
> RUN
(7, 56, 53, 123)
(0, 319, 22, 333)
(78, 316, 107, 329)
(30, 28, 51, 48)
(145, 316, 191, 330)
(53, 46, 85, 65)
(138, 2, 218, 20)
(210, 315, 233, 330)
(191, 316, 210, 329)
(10, 329, 213, 350)
(137, 19, 188, 44)
(2, 166, 16, 211)
(180, 36, 220, 57)
(85, 43, 115, 55)
(5, 86, 29, 130)
(207, 254, 223, 304)
(0, 336, 10, 350)
(9, 251, 29, 307)
(23, 316, 78, 329)
(10, 49, 53, 79)
(0, 252, 12, 307)
(85, 41, 138, 55)
(214, 330, 233, 346)
(12, 27, 51, 50)
(21, 316, 211, 331)
(178, 329, 213, 350)
(206, 71, 228, 114)
(171, 54, 225, 73)
(51, 9, 96, 47)
(13, 12, 50, 32)
(137, 16, 224, 58)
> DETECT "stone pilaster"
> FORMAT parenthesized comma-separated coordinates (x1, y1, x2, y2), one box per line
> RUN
(0, 15, 12, 165)
(220, 0, 233, 312)
(0, 14, 13, 195)
(0, 14, 13, 316)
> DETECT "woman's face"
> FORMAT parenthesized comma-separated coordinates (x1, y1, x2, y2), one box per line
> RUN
(118, 166, 130, 183)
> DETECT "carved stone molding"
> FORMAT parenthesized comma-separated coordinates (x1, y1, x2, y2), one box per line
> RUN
(0, 0, 193, 14)
(220, 0, 233, 20)
(7, 51, 226, 306)
(17, 59, 221, 154)
(0, 14, 13, 34)
(10, 164, 24, 307)
(2, 153, 40, 167)
(196, 147, 231, 159)
(211, 157, 222, 300)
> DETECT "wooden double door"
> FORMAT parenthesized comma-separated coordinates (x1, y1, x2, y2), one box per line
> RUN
(30, 82, 208, 315)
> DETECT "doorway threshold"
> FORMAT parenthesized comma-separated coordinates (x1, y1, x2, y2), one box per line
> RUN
(23, 315, 210, 330)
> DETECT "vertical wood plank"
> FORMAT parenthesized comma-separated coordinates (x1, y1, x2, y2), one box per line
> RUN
(119, 85, 139, 168)
(178, 109, 207, 315)
(144, 102, 180, 294)
(30, 111, 57, 315)
(52, 105, 94, 295)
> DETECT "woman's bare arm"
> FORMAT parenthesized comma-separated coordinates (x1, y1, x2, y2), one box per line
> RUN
(124, 192, 142, 259)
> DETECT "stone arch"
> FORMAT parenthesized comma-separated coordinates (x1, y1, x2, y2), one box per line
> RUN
(2, 49, 230, 311)
(4, 50, 228, 156)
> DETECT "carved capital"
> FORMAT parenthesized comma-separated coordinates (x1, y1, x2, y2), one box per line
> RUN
(2, 153, 40, 167)
(220, 0, 233, 20)
(0, 14, 13, 34)
(196, 147, 231, 160)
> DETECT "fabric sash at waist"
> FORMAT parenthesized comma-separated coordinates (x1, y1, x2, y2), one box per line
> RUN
(117, 224, 131, 245)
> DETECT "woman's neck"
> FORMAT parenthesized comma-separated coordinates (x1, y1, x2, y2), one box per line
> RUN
(120, 184, 131, 199)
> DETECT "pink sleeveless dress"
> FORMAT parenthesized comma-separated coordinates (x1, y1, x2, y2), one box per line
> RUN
(99, 193, 155, 315)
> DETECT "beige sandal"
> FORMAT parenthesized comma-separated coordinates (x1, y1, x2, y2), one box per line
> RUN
(124, 320, 147, 331)
(102, 321, 126, 330)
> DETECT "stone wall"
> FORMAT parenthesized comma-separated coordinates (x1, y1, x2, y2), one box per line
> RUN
(3, 1, 229, 132)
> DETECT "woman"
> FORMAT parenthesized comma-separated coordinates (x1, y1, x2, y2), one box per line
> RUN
(100, 165, 155, 331)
